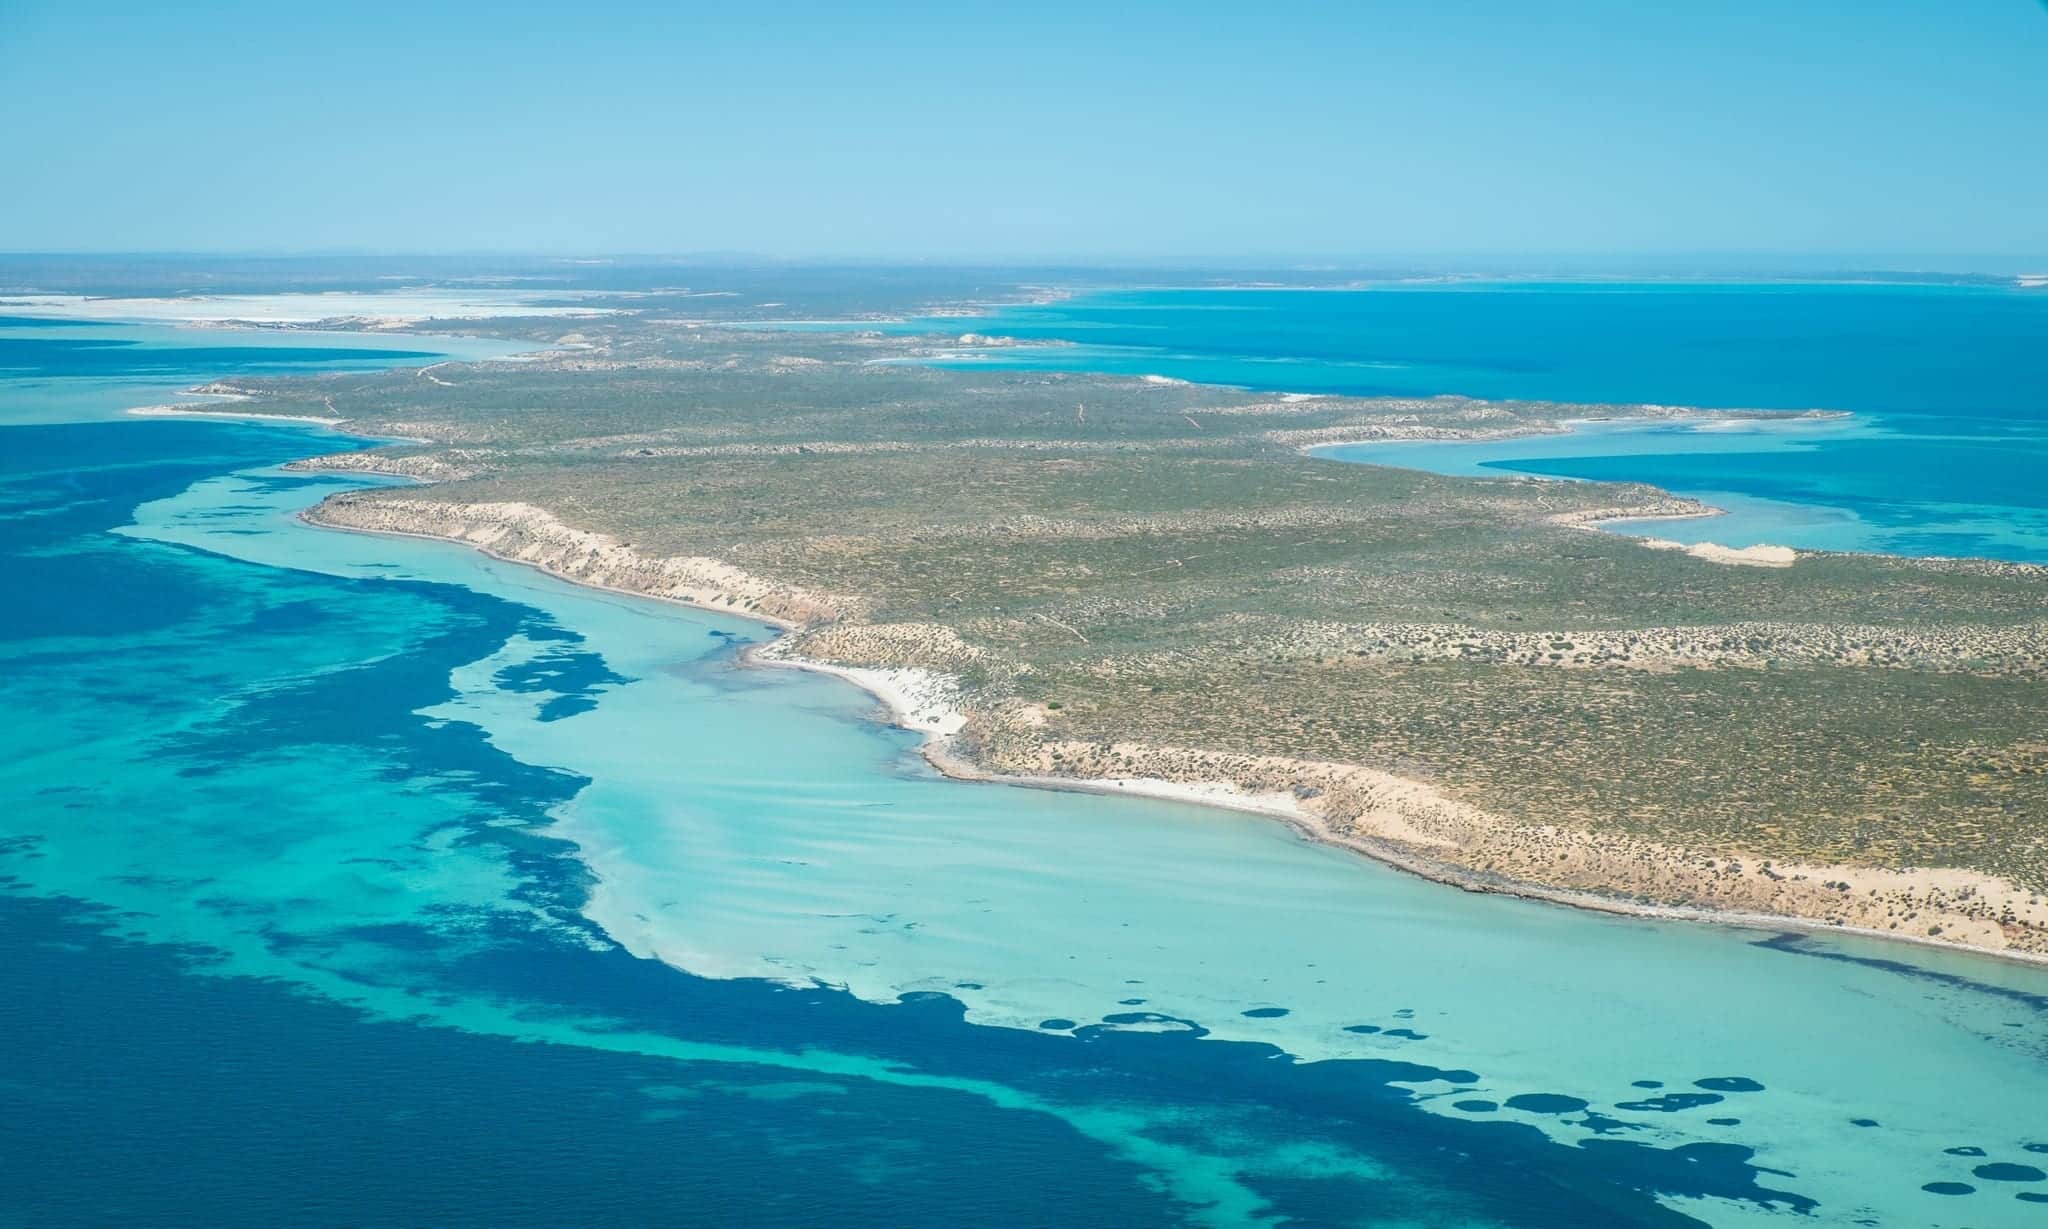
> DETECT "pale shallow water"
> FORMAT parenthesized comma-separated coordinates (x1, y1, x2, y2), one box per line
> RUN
(3, 310, 2046, 1225)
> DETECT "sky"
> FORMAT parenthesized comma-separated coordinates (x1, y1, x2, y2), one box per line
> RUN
(2, 0, 2045, 263)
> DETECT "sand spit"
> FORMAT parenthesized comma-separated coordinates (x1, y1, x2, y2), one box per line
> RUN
(304, 493, 2048, 964)
(1549, 499, 1807, 567)
(1643, 539, 1800, 568)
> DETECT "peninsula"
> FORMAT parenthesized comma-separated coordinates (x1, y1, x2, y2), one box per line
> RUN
(171, 292, 2048, 959)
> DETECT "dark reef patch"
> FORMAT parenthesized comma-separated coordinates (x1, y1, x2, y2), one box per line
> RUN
(1973, 1163, 2045, 1182)
(492, 643, 633, 723)
(1506, 1094, 1590, 1115)
(1693, 1077, 1763, 1093)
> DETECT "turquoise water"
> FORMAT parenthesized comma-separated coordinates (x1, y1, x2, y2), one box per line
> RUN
(4, 313, 2048, 1225)
(865, 283, 2048, 561)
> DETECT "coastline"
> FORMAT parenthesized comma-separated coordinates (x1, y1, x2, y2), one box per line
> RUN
(299, 487, 2048, 969)
(927, 752, 2048, 973)
(115, 303, 2036, 970)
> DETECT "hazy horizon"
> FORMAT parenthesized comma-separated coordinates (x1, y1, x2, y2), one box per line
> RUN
(3, 250, 2042, 278)
(5, 1, 2044, 261)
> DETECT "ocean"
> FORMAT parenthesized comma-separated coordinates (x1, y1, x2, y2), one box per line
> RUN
(884, 282, 2048, 561)
(3, 309, 2047, 1226)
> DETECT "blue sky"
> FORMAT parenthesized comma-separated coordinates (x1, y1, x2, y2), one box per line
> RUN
(3, 1, 2044, 262)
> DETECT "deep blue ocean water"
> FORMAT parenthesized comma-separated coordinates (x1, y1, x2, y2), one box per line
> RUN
(881, 283, 2048, 560)
(5, 310, 2048, 1227)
